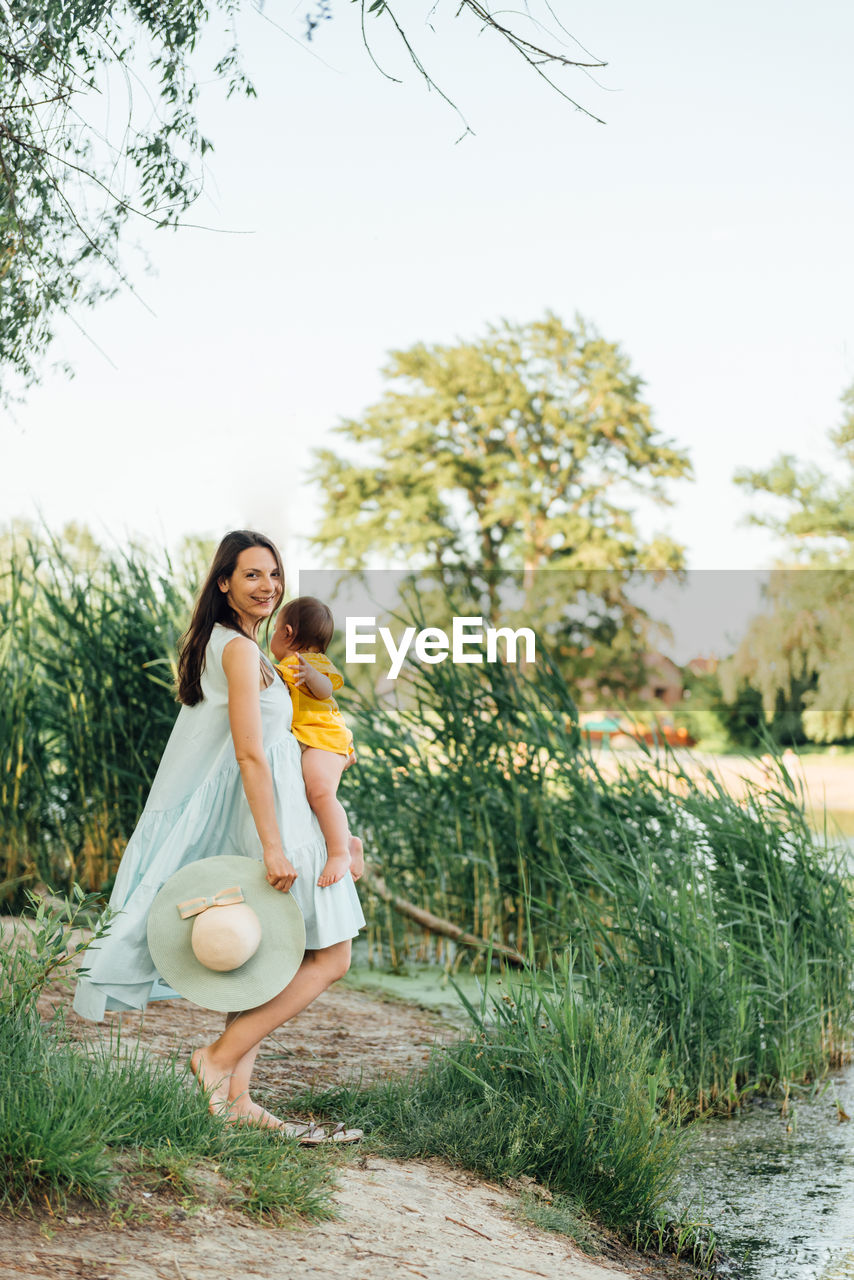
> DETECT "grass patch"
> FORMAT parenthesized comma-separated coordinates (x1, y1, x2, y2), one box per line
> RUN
(0, 900, 337, 1224)
(0, 1005, 336, 1223)
(512, 1190, 605, 1255)
(279, 963, 718, 1266)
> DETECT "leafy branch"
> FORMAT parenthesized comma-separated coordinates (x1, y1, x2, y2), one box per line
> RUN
(1, 884, 115, 1013)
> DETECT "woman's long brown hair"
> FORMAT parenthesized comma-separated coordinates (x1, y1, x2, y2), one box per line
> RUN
(176, 530, 284, 706)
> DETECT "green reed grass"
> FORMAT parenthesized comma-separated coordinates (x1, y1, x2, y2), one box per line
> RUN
(344, 653, 853, 1108)
(0, 535, 191, 901)
(0, 557, 50, 898)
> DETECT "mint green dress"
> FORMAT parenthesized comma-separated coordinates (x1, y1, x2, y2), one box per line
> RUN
(73, 624, 365, 1022)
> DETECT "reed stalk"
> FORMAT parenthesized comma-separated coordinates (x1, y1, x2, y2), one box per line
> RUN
(0, 535, 191, 899)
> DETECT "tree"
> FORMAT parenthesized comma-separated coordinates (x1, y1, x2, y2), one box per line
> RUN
(0, 2, 602, 397)
(726, 383, 854, 742)
(308, 313, 692, 690)
(734, 381, 854, 564)
(719, 569, 853, 744)
(310, 313, 691, 576)
(0, 0, 257, 395)
(312, 2, 607, 128)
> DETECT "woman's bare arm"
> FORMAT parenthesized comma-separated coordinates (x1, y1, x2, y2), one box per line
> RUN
(223, 635, 297, 891)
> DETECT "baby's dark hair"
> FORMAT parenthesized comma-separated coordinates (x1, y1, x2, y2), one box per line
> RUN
(277, 596, 334, 653)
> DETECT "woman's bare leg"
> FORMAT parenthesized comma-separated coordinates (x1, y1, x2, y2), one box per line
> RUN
(191, 1017, 269, 1122)
(301, 748, 350, 886)
(191, 940, 351, 1115)
(216, 1013, 281, 1126)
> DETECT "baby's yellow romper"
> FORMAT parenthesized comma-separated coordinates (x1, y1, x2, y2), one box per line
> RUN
(275, 652, 354, 756)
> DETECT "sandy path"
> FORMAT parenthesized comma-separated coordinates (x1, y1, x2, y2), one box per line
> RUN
(42, 981, 455, 1094)
(0, 1158, 646, 1280)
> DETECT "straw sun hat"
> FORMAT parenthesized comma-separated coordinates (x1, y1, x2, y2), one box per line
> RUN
(147, 855, 306, 1012)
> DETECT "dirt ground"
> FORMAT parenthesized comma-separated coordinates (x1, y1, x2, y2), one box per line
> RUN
(0, 1162, 691, 1280)
(2, 977, 699, 1280)
(0, 1154, 663, 1280)
(40, 979, 455, 1098)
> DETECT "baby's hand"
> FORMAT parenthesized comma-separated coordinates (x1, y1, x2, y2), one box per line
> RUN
(292, 654, 311, 687)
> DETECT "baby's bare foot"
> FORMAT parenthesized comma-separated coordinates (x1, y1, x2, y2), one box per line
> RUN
(348, 835, 365, 882)
(189, 1047, 233, 1118)
(318, 852, 350, 887)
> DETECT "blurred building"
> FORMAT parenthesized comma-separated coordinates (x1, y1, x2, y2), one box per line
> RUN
(638, 652, 684, 707)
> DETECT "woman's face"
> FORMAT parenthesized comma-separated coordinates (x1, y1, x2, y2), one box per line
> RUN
(219, 546, 283, 634)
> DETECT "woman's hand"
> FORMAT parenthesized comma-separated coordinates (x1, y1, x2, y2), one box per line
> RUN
(264, 846, 298, 892)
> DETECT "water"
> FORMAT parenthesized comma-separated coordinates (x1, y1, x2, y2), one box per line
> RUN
(681, 806, 854, 1277)
(678, 1067, 854, 1279)
(342, 951, 486, 1017)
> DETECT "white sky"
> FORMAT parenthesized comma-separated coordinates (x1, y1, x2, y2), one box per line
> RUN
(3, 0, 853, 630)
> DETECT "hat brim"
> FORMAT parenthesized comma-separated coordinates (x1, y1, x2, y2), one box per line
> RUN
(147, 856, 306, 1012)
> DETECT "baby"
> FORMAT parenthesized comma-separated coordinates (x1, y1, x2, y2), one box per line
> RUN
(270, 596, 363, 888)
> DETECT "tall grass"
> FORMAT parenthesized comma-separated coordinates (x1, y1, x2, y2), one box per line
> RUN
(344, 654, 854, 1108)
(0, 534, 191, 899)
(286, 962, 718, 1267)
(346, 646, 584, 966)
(0, 550, 53, 899)
(288, 963, 685, 1234)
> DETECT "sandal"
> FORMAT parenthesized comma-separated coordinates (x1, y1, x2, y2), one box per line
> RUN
(326, 1122, 363, 1144)
(282, 1121, 329, 1147)
(281, 1120, 363, 1146)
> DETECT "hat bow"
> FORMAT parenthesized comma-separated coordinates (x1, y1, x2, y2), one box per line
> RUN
(177, 885, 245, 919)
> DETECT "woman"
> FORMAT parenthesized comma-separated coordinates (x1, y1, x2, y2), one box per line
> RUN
(74, 531, 365, 1131)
